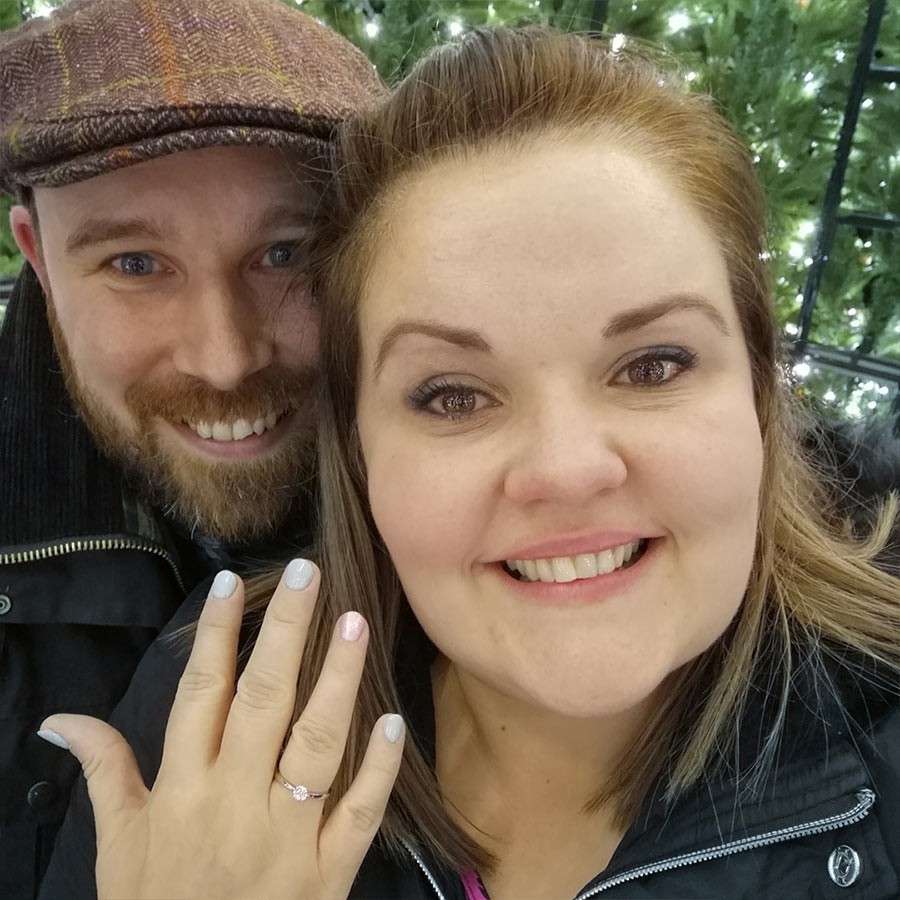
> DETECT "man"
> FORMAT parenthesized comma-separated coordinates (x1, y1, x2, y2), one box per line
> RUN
(0, 1, 383, 896)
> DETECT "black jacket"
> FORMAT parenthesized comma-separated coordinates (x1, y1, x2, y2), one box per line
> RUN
(40, 576, 900, 900)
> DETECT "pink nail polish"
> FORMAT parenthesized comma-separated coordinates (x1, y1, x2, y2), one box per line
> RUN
(340, 611, 365, 641)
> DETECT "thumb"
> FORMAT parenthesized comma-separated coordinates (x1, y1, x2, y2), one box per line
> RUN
(39, 714, 148, 834)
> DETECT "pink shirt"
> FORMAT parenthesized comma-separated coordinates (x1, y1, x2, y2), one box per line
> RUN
(461, 869, 490, 900)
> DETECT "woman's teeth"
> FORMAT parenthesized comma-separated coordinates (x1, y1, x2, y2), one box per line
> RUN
(506, 539, 645, 583)
(186, 411, 282, 442)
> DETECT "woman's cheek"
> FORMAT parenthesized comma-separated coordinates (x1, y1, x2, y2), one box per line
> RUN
(367, 437, 486, 577)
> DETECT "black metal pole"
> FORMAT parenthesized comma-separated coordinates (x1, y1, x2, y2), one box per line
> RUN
(589, 0, 609, 34)
(794, 0, 887, 349)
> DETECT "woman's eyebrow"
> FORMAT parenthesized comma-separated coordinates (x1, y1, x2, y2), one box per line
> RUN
(374, 320, 492, 376)
(374, 294, 730, 376)
(603, 294, 731, 338)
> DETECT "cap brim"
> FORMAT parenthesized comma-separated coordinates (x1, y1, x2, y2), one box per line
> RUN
(9, 125, 332, 190)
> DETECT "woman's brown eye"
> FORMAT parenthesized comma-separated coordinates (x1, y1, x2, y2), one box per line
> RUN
(618, 348, 698, 387)
(441, 390, 477, 415)
(628, 358, 668, 384)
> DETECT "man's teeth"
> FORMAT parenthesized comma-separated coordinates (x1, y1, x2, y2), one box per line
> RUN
(187, 411, 282, 442)
(506, 540, 643, 583)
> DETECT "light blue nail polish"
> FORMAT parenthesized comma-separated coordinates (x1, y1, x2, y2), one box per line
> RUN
(284, 558, 314, 591)
(210, 570, 237, 600)
(37, 729, 70, 750)
(383, 714, 405, 744)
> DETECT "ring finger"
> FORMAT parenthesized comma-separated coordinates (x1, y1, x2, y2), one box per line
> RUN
(271, 610, 369, 814)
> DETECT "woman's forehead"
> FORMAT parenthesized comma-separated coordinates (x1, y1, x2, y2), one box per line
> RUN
(360, 139, 735, 336)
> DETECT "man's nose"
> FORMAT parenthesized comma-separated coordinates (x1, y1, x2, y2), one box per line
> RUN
(502, 399, 628, 505)
(171, 279, 274, 391)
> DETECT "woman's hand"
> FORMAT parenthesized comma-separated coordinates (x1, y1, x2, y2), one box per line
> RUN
(39, 560, 405, 900)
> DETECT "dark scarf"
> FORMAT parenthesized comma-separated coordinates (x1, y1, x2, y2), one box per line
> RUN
(0, 264, 132, 546)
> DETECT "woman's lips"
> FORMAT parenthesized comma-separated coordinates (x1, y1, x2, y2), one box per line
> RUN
(493, 537, 658, 605)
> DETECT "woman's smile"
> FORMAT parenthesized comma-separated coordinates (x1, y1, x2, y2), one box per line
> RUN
(493, 536, 658, 605)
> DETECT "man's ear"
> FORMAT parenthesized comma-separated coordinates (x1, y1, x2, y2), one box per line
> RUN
(10, 204, 50, 295)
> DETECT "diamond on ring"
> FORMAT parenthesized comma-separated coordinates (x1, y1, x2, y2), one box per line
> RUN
(276, 770, 330, 803)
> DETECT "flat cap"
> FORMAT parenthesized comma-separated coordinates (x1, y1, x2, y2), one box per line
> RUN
(0, 0, 386, 192)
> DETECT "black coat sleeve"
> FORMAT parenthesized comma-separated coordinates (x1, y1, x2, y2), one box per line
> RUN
(37, 582, 209, 900)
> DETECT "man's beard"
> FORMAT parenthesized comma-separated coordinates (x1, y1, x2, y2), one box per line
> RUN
(46, 294, 316, 544)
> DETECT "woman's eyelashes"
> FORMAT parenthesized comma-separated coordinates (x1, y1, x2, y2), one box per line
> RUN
(407, 347, 699, 422)
(408, 377, 495, 421)
(614, 345, 699, 387)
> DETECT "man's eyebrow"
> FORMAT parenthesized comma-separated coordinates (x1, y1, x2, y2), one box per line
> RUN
(250, 205, 318, 235)
(602, 294, 731, 338)
(65, 217, 167, 254)
(374, 320, 492, 376)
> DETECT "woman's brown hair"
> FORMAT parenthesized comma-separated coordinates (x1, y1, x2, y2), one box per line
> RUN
(243, 26, 899, 873)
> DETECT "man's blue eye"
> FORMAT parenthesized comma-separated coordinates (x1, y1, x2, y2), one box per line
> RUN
(111, 253, 157, 276)
(263, 243, 299, 268)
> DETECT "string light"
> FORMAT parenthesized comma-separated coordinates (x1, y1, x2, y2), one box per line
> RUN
(667, 11, 691, 32)
(364, 20, 380, 38)
(448, 19, 464, 37)
(611, 33, 627, 53)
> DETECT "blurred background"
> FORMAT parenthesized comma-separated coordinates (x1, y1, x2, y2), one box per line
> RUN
(2, 0, 898, 426)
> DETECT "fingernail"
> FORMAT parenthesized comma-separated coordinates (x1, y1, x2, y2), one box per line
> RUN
(210, 570, 237, 600)
(37, 729, 70, 750)
(340, 611, 365, 642)
(383, 714, 405, 744)
(284, 558, 314, 591)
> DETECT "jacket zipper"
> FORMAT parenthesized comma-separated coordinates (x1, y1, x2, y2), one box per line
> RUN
(0, 536, 187, 594)
(402, 840, 450, 900)
(405, 788, 875, 900)
(575, 787, 876, 898)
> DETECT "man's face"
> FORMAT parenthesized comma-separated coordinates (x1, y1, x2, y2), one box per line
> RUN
(14, 146, 320, 542)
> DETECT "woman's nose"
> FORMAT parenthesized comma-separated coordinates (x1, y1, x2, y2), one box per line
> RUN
(502, 401, 628, 505)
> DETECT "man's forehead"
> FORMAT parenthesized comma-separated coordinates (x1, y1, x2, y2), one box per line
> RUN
(32, 147, 320, 249)
(62, 204, 317, 256)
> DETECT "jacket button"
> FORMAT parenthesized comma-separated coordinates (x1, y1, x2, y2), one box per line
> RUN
(26, 780, 58, 812)
(0, 594, 10, 615)
(827, 845, 861, 887)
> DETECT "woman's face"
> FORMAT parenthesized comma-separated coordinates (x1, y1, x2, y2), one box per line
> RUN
(356, 139, 764, 720)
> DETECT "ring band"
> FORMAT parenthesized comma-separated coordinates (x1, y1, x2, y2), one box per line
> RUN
(275, 769, 331, 802)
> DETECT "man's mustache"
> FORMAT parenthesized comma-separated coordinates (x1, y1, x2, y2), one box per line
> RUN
(125, 364, 319, 426)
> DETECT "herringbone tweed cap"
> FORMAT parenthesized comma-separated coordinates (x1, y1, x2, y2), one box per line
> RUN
(0, 0, 386, 192)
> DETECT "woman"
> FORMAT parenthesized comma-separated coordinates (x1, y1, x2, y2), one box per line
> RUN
(39, 26, 900, 900)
